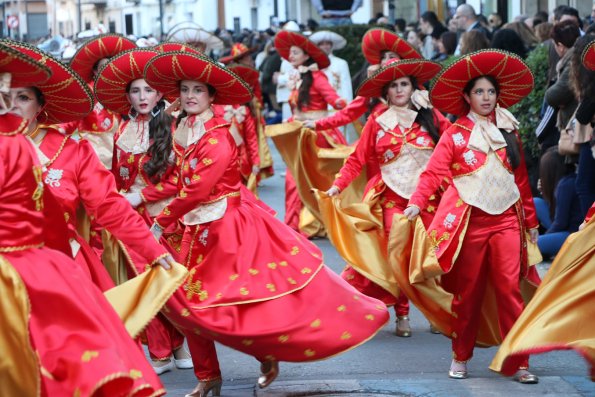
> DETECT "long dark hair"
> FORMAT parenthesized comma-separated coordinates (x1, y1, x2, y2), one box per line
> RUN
(463, 75, 521, 169)
(539, 146, 575, 218)
(381, 76, 440, 143)
(144, 99, 173, 183)
(296, 57, 315, 111)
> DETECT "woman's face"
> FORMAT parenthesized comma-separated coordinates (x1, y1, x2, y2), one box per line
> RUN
(127, 79, 162, 115)
(180, 80, 214, 115)
(288, 45, 309, 67)
(9, 87, 42, 126)
(380, 51, 400, 66)
(406, 31, 422, 49)
(464, 77, 498, 116)
(386, 76, 414, 108)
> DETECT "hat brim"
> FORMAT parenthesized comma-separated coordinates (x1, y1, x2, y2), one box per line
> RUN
(3, 39, 94, 124)
(154, 42, 202, 54)
(0, 43, 51, 88)
(95, 48, 169, 114)
(70, 34, 137, 83)
(166, 28, 224, 52)
(582, 39, 595, 71)
(430, 50, 534, 116)
(309, 30, 347, 50)
(219, 48, 253, 65)
(227, 64, 262, 100)
(274, 30, 330, 69)
(356, 59, 442, 98)
(144, 51, 252, 105)
(362, 28, 422, 65)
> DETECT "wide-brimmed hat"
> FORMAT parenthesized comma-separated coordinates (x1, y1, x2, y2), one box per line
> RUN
(219, 43, 253, 65)
(430, 49, 534, 116)
(70, 34, 136, 83)
(362, 28, 422, 65)
(227, 64, 262, 102)
(94, 48, 170, 114)
(274, 30, 330, 69)
(144, 51, 252, 105)
(356, 59, 442, 98)
(3, 39, 93, 124)
(153, 41, 202, 54)
(308, 30, 346, 50)
(166, 27, 224, 53)
(581, 38, 595, 71)
(0, 43, 51, 89)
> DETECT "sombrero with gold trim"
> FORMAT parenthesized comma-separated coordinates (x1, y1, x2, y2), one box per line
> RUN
(581, 39, 595, 71)
(356, 58, 442, 98)
(219, 43, 253, 65)
(144, 51, 252, 105)
(0, 43, 51, 89)
(3, 39, 93, 124)
(430, 49, 534, 116)
(70, 34, 136, 83)
(274, 30, 330, 69)
(362, 28, 422, 65)
(153, 41, 202, 54)
(227, 63, 262, 102)
(94, 48, 172, 114)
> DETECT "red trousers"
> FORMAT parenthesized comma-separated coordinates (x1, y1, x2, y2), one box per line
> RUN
(186, 335, 222, 381)
(284, 170, 301, 231)
(444, 206, 528, 367)
(145, 313, 185, 360)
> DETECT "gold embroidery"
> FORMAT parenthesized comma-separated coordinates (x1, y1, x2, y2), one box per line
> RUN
(180, 190, 187, 198)
(278, 335, 289, 343)
(81, 350, 99, 362)
(144, 264, 151, 272)
(429, 194, 436, 200)
(384, 200, 395, 209)
(279, 261, 288, 267)
(208, 138, 218, 144)
(202, 158, 213, 165)
(185, 269, 203, 300)
(340, 331, 352, 340)
(287, 277, 297, 285)
(265, 354, 276, 361)
(129, 369, 142, 379)
(429, 229, 450, 250)
(365, 314, 375, 321)
(163, 207, 171, 216)
(181, 308, 191, 317)
(248, 268, 259, 275)
(192, 174, 201, 181)
(229, 274, 239, 281)
(155, 183, 163, 191)
(337, 305, 346, 312)
(427, 205, 435, 213)
(216, 292, 223, 299)
(290, 246, 299, 255)
(345, 274, 354, 280)
(183, 163, 189, 171)
(375, 305, 384, 310)
(64, 212, 70, 222)
(353, 295, 360, 300)
(310, 319, 321, 328)
(390, 137, 398, 145)
(240, 287, 249, 295)
(32, 166, 44, 211)
(304, 349, 316, 357)
(410, 133, 417, 139)
(301, 267, 312, 274)
(266, 283, 276, 292)
(127, 154, 135, 164)
(452, 163, 461, 170)
(193, 328, 202, 335)
(196, 254, 203, 264)
(267, 262, 277, 269)
(172, 176, 179, 183)
(242, 339, 253, 346)
(74, 389, 81, 397)
(455, 199, 464, 208)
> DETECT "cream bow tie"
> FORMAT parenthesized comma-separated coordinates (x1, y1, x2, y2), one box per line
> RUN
(288, 64, 320, 90)
(175, 113, 210, 148)
(376, 105, 418, 131)
(223, 105, 247, 124)
(410, 89, 432, 110)
(468, 108, 519, 153)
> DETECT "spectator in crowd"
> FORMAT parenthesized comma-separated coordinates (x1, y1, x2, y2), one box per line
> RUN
(488, 13, 503, 33)
(559, 6, 583, 32)
(533, 11, 549, 27)
(535, 22, 554, 43)
(395, 18, 407, 37)
(433, 31, 457, 63)
(259, 40, 283, 122)
(502, 21, 539, 51)
(309, 30, 353, 103)
(446, 17, 458, 33)
(311, 0, 363, 27)
(419, 11, 447, 59)
(588, 2, 595, 26)
(453, 4, 491, 54)
(491, 29, 527, 58)
(459, 30, 490, 55)
(535, 147, 582, 259)
(406, 29, 423, 54)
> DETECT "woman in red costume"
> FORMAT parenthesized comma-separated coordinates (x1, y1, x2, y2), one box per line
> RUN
(323, 59, 449, 337)
(4, 39, 172, 292)
(0, 42, 169, 397)
(304, 27, 422, 136)
(273, 30, 348, 233)
(94, 48, 193, 375)
(143, 51, 389, 397)
(404, 50, 540, 383)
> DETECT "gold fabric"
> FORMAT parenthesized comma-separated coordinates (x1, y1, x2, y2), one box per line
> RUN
(453, 151, 520, 215)
(101, 231, 130, 285)
(253, 100, 274, 178)
(266, 121, 365, 224)
(80, 127, 118, 170)
(104, 261, 188, 338)
(490, 219, 595, 375)
(0, 256, 39, 397)
(387, 215, 454, 336)
(315, 188, 397, 296)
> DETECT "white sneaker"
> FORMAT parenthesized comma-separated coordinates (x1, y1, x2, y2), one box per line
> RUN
(152, 359, 175, 375)
(173, 347, 194, 369)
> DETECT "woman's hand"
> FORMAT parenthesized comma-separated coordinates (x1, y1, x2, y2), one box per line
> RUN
(529, 228, 539, 244)
(403, 206, 420, 221)
(303, 120, 316, 129)
(155, 254, 175, 270)
(124, 192, 143, 208)
(326, 185, 340, 196)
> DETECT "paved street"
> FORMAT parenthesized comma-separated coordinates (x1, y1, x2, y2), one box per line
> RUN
(157, 139, 595, 397)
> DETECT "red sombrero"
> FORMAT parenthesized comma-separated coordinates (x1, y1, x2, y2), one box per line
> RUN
(153, 41, 202, 54)
(144, 51, 252, 105)
(3, 39, 93, 124)
(581, 39, 595, 71)
(0, 43, 51, 89)
(430, 50, 534, 116)
(356, 59, 442, 98)
(70, 34, 137, 83)
(362, 28, 422, 65)
(227, 64, 262, 102)
(219, 43, 253, 65)
(274, 30, 330, 69)
(94, 48, 171, 114)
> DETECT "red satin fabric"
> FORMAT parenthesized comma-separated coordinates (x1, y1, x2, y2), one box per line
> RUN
(155, 119, 388, 375)
(444, 206, 528, 367)
(0, 132, 163, 396)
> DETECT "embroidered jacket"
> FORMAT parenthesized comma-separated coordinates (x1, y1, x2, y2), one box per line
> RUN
(315, 96, 387, 131)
